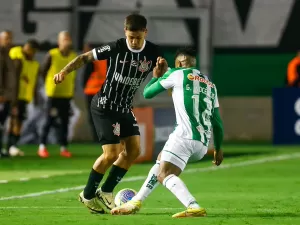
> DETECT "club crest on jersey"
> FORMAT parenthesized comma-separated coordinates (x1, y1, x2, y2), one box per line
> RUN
(112, 122, 120, 136)
(187, 74, 214, 87)
(139, 58, 151, 72)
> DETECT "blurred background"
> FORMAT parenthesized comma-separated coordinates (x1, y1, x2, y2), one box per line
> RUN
(1, 0, 300, 161)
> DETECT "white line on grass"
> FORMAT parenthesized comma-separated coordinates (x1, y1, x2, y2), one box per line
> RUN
(0, 171, 86, 184)
(0, 153, 299, 201)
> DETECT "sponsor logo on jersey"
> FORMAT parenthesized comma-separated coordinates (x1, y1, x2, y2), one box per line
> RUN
(187, 74, 214, 87)
(112, 122, 120, 136)
(131, 60, 138, 67)
(98, 45, 111, 53)
(114, 72, 143, 86)
(139, 58, 151, 72)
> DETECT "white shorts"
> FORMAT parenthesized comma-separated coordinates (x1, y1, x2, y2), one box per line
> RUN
(161, 133, 208, 171)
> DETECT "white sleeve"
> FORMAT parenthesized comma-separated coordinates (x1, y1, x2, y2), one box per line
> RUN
(159, 70, 178, 89)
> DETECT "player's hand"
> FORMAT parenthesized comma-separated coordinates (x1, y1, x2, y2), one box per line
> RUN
(212, 149, 223, 166)
(53, 72, 66, 84)
(153, 57, 168, 78)
(157, 57, 168, 72)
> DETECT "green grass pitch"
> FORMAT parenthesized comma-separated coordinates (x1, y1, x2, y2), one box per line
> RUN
(0, 144, 300, 225)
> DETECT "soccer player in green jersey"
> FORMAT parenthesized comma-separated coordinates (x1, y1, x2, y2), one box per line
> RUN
(111, 48, 224, 218)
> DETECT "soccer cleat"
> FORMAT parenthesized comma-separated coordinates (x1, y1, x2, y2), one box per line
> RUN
(110, 200, 142, 215)
(78, 191, 105, 214)
(0, 149, 10, 158)
(60, 150, 72, 158)
(172, 207, 207, 218)
(9, 146, 24, 157)
(95, 188, 116, 213)
(38, 148, 49, 158)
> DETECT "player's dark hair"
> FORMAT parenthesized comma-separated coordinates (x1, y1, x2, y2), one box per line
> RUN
(125, 14, 147, 31)
(175, 47, 197, 59)
(26, 39, 40, 49)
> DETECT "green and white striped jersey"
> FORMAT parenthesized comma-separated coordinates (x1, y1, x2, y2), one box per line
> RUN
(158, 67, 219, 146)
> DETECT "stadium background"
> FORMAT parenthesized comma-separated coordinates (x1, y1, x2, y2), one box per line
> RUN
(1, 0, 300, 160)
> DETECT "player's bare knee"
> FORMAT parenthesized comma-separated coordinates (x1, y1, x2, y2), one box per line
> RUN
(157, 171, 168, 184)
(102, 146, 120, 163)
(120, 146, 140, 161)
(104, 151, 119, 163)
(157, 166, 172, 183)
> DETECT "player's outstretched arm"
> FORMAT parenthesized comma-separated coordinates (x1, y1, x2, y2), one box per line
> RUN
(143, 77, 165, 99)
(211, 108, 224, 166)
(54, 51, 94, 84)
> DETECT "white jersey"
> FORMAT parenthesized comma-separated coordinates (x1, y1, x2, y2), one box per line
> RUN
(158, 67, 219, 146)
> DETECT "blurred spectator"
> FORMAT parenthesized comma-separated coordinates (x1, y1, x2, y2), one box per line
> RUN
(0, 30, 16, 157)
(7, 39, 40, 156)
(82, 43, 107, 142)
(38, 31, 77, 158)
(286, 52, 300, 87)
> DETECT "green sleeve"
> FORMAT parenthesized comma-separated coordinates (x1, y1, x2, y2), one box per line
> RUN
(212, 108, 224, 151)
(143, 77, 166, 99)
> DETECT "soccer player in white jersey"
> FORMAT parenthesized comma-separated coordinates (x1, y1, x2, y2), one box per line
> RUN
(111, 48, 224, 218)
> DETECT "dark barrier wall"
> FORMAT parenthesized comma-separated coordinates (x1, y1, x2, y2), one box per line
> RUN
(273, 88, 300, 144)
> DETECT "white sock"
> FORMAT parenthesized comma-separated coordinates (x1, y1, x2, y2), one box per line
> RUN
(60, 146, 67, 152)
(163, 174, 200, 209)
(39, 144, 46, 150)
(132, 160, 160, 202)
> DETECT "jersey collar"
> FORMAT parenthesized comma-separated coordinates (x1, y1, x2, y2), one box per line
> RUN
(126, 39, 146, 53)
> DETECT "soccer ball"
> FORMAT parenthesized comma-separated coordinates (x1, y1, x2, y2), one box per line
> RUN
(114, 188, 137, 207)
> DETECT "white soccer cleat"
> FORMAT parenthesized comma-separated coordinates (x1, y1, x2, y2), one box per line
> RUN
(78, 191, 104, 214)
(95, 188, 116, 213)
(9, 146, 24, 157)
(111, 200, 142, 215)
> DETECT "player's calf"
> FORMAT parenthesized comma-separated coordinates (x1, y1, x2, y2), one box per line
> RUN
(99, 137, 140, 196)
(7, 116, 24, 157)
(93, 144, 121, 174)
(158, 161, 204, 215)
(110, 160, 161, 215)
(113, 136, 141, 169)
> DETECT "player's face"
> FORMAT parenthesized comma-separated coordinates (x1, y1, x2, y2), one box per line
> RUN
(175, 55, 188, 68)
(58, 34, 72, 50)
(125, 30, 147, 50)
(175, 59, 181, 68)
(0, 32, 13, 48)
(23, 44, 38, 60)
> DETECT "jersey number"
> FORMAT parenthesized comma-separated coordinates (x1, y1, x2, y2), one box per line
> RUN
(192, 95, 212, 142)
